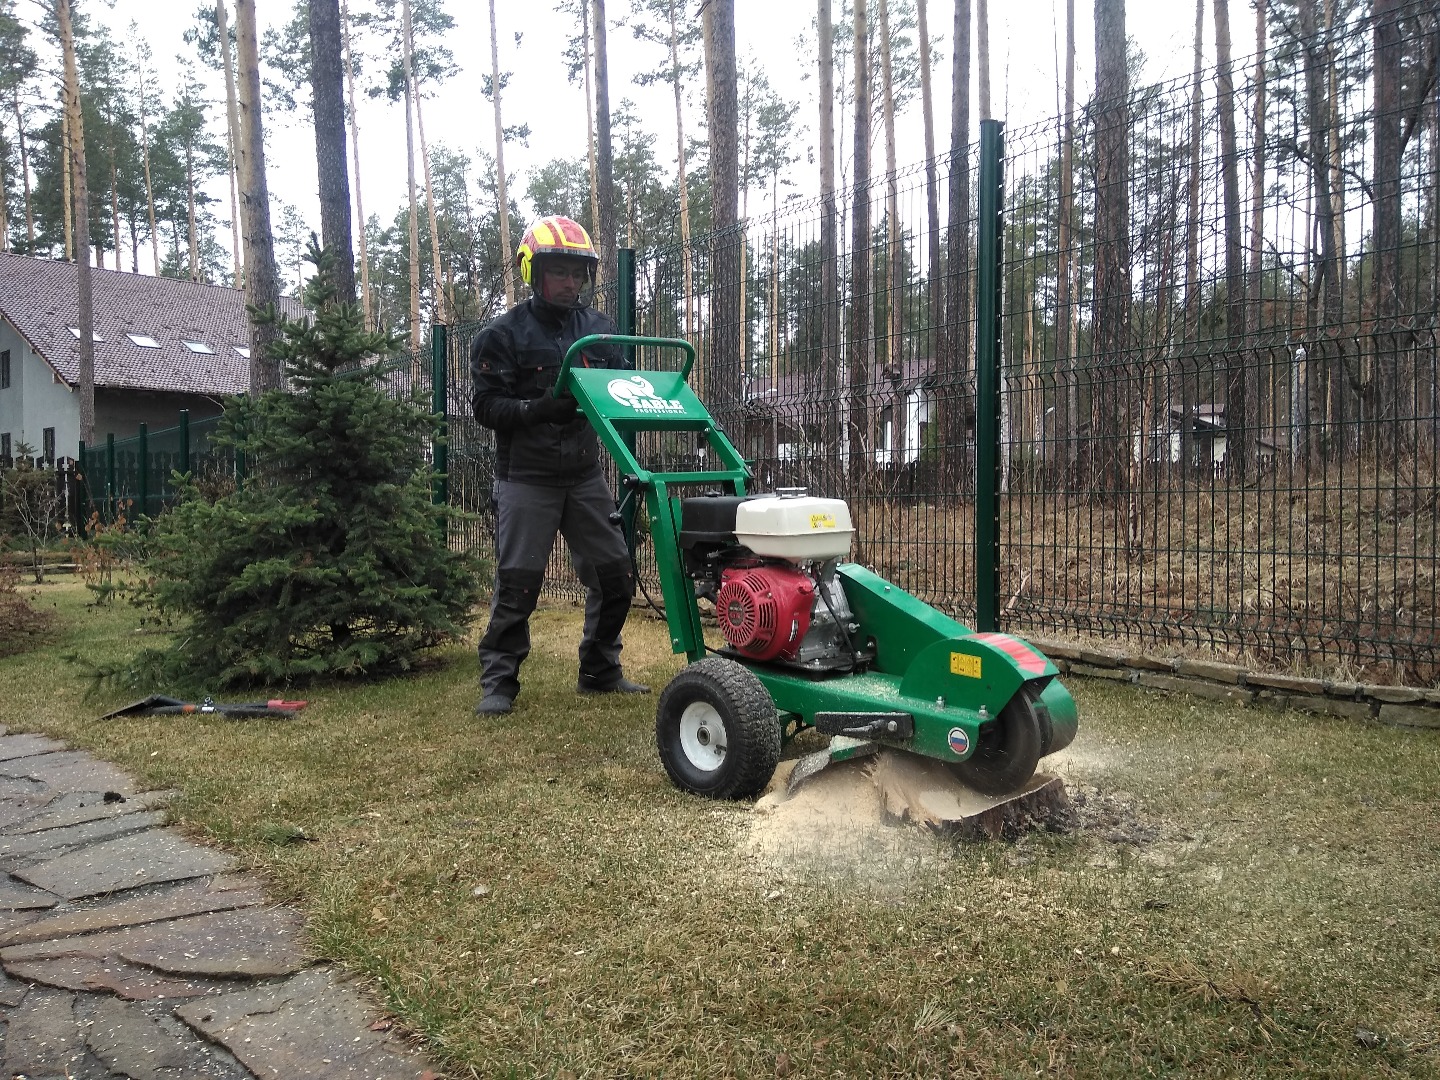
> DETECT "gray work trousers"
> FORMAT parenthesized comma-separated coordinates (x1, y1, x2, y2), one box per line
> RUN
(478, 471, 635, 701)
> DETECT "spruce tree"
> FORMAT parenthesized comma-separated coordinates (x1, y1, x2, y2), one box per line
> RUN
(139, 242, 479, 686)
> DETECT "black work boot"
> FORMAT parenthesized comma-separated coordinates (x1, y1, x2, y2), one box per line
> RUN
(576, 675, 651, 695)
(474, 693, 514, 716)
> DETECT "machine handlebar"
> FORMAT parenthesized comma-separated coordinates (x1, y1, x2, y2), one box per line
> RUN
(557, 334, 696, 396)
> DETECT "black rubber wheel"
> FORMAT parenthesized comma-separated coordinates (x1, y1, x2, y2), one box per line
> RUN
(655, 657, 782, 799)
(949, 684, 1044, 796)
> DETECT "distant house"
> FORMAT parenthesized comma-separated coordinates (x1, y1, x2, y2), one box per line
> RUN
(738, 354, 970, 473)
(0, 253, 301, 461)
(1134, 403, 1287, 472)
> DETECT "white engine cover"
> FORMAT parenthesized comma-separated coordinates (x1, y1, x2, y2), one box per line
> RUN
(734, 494, 854, 560)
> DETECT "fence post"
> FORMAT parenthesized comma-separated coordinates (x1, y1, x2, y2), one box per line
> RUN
(431, 323, 448, 528)
(975, 118, 1005, 633)
(76, 440, 88, 538)
(179, 409, 190, 476)
(106, 433, 117, 525)
(137, 423, 148, 520)
(617, 248, 639, 551)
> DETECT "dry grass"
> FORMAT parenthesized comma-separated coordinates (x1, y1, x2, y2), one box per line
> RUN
(3, 581, 1439, 1078)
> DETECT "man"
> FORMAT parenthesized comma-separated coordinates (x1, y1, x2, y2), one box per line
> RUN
(469, 215, 649, 716)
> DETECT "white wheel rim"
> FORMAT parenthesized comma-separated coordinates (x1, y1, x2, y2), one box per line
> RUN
(678, 701, 728, 773)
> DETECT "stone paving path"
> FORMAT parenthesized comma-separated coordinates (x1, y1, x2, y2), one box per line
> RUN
(0, 728, 440, 1079)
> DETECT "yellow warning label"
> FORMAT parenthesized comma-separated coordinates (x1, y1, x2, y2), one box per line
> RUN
(809, 514, 836, 529)
(950, 652, 982, 679)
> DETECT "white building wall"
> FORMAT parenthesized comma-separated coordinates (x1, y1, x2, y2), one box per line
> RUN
(0, 321, 78, 458)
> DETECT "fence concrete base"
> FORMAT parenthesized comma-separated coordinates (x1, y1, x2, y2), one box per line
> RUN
(1029, 638, 1440, 729)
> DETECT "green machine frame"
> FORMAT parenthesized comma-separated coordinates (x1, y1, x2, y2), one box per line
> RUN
(557, 335, 1077, 772)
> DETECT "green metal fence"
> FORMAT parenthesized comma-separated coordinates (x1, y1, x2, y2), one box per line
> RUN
(77, 412, 231, 527)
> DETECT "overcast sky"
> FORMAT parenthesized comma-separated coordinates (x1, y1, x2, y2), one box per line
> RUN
(87, 0, 1209, 272)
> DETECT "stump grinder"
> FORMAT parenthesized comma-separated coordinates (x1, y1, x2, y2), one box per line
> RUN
(556, 335, 1078, 808)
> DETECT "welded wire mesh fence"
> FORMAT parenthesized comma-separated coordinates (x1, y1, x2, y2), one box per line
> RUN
(524, 5, 1435, 684)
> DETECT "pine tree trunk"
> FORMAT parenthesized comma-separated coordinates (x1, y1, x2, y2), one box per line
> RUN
(818, 0, 840, 471)
(593, 0, 617, 294)
(1092, 0, 1131, 500)
(879, 0, 900, 388)
(233, 0, 283, 390)
(57, 0, 94, 445)
(216, 1, 245, 288)
(109, 145, 121, 271)
(1214, 0, 1247, 478)
(11, 90, 32, 253)
(582, 0, 599, 236)
(186, 142, 200, 281)
(848, 0, 872, 476)
(310, 0, 356, 305)
(133, 57, 159, 276)
(1371, 0, 1403, 457)
(1180, 0, 1202, 477)
(977, 0, 990, 121)
(0, 138, 9, 252)
(1057, 0, 1076, 474)
(942, 0, 972, 493)
(669, 0, 692, 338)
(916, 0, 941, 393)
(489, 0, 514, 308)
(401, 0, 421, 348)
(703, 0, 740, 410)
(62, 104, 73, 262)
(341, 0, 370, 327)
(1249, 0, 1267, 426)
(413, 83, 448, 323)
(1298, 0, 1341, 467)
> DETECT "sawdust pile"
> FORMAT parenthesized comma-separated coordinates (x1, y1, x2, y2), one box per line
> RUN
(744, 750, 1072, 885)
(745, 756, 939, 882)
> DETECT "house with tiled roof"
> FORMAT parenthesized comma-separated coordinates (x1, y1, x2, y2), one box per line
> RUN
(0, 253, 301, 461)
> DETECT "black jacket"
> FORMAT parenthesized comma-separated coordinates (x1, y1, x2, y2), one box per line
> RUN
(469, 299, 627, 485)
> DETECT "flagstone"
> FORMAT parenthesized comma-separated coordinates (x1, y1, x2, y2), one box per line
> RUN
(0, 811, 166, 864)
(0, 876, 265, 947)
(177, 968, 430, 1080)
(14, 829, 235, 900)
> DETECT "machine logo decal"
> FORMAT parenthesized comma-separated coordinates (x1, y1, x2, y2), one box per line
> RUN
(971, 632, 1049, 675)
(606, 375, 686, 413)
(809, 513, 836, 529)
(948, 727, 970, 755)
(950, 652, 982, 678)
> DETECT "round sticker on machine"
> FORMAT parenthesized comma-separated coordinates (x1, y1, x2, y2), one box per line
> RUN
(947, 727, 970, 755)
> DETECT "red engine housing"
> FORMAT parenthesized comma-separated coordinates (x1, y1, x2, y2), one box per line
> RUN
(715, 565, 815, 661)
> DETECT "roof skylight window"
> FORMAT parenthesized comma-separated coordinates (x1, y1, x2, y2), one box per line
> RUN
(126, 333, 161, 348)
(67, 327, 104, 342)
(233, 345, 251, 359)
(182, 340, 215, 354)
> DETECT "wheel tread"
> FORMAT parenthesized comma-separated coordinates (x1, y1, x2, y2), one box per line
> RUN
(656, 657, 781, 799)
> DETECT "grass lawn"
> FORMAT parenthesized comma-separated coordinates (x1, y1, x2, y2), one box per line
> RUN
(3, 580, 1439, 1078)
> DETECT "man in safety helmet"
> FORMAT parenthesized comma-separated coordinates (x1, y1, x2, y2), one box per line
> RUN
(468, 215, 649, 715)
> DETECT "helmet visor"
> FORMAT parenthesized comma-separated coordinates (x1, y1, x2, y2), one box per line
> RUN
(536, 256, 596, 310)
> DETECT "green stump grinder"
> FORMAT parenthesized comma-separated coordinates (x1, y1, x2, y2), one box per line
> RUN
(556, 335, 1078, 804)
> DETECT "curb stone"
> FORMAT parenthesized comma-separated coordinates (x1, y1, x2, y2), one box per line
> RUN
(1026, 637, 1440, 727)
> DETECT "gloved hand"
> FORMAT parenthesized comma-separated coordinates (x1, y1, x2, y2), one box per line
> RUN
(526, 393, 579, 424)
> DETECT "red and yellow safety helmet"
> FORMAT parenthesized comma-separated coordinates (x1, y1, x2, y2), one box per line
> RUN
(515, 215, 598, 286)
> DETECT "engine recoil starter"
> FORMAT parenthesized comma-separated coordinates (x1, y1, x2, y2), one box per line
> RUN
(715, 565, 815, 661)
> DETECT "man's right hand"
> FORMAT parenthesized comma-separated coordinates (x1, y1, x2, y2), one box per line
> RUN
(526, 393, 580, 424)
